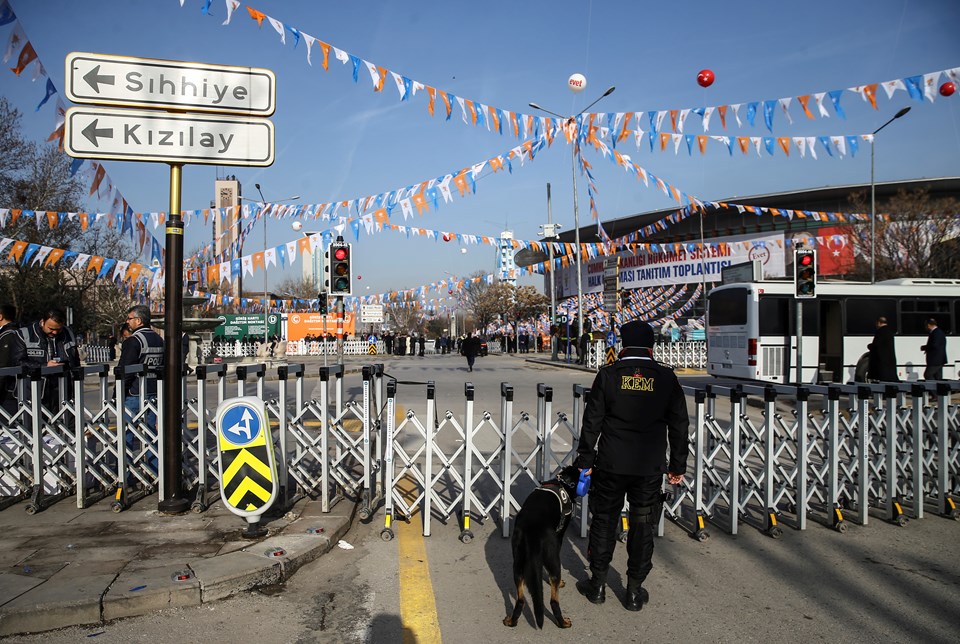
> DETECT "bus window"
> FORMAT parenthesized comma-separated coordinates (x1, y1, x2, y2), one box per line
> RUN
(845, 298, 896, 335)
(759, 297, 789, 335)
(708, 288, 747, 326)
(901, 299, 952, 336)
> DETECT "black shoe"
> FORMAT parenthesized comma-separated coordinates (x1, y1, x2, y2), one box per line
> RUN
(624, 587, 649, 611)
(576, 579, 605, 604)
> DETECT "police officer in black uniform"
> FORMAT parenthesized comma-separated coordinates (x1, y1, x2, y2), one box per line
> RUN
(118, 305, 164, 474)
(0, 303, 19, 415)
(10, 307, 81, 409)
(575, 319, 689, 611)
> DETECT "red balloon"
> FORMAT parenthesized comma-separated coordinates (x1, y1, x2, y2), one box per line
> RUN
(442, 233, 453, 242)
(356, 275, 361, 280)
(448, 290, 453, 295)
(940, 82, 956, 97)
(697, 69, 715, 88)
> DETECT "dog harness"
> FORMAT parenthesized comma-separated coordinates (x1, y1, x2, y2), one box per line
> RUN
(537, 481, 574, 533)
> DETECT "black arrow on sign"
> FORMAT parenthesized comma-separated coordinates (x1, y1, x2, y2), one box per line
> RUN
(81, 119, 113, 147)
(82, 65, 115, 93)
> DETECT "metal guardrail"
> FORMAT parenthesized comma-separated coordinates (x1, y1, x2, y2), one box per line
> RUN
(2, 366, 957, 545)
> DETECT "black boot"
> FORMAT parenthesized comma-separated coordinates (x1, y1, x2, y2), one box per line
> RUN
(624, 586, 649, 611)
(576, 577, 606, 604)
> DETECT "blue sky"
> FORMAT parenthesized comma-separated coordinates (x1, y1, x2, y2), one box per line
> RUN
(1, 0, 958, 300)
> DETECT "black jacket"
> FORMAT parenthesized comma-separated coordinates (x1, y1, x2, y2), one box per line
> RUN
(576, 348, 689, 476)
(867, 324, 899, 382)
(117, 326, 164, 397)
(922, 326, 947, 367)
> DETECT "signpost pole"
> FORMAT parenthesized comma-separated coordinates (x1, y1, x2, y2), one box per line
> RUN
(159, 163, 189, 514)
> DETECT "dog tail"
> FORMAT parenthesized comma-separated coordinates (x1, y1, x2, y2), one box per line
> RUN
(523, 540, 545, 629)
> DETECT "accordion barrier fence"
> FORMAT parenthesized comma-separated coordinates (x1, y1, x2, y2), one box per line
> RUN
(1, 364, 957, 543)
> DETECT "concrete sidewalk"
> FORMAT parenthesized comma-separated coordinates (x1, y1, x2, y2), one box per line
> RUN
(0, 493, 355, 637)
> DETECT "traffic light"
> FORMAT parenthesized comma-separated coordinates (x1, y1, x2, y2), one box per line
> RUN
(318, 292, 328, 315)
(327, 240, 352, 296)
(794, 248, 817, 299)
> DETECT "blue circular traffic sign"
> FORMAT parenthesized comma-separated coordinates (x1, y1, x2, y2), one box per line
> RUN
(220, 403, 262, 446)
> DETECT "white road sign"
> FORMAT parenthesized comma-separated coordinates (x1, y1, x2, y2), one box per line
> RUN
(64, 106, 274, 167)
(65, 52, 276, 116)
(360, 304, 384, 324)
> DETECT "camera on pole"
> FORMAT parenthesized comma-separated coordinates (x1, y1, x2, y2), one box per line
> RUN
(794, 248, 817, 299)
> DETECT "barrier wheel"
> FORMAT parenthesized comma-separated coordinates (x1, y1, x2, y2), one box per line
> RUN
(460, 530, 474, 544)
(835, 520, 848, 534)
(380, 528, 394, 542)
(894, 515, 908, 527)
(617, 530, 628, 544)
(191, 502, 206, 514)
(24, 504, 38, 515)
(111, 501, 124, 514)
(768, 526, 784, 539)
(359, 507, 372, 521)
(694, 529, 710, 543)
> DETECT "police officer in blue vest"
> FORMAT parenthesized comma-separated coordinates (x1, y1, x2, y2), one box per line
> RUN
(575, 319, 689, 612)
(118, 305, 164, 474)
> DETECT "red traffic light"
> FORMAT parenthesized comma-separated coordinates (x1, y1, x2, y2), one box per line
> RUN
(799, 253, 814, 267)
(334, 247, 348, 261)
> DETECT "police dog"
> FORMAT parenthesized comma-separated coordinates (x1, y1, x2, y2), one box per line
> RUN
(502, 465, 580, 629)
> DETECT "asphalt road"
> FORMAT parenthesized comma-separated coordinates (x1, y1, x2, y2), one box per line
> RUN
(14, 354, 959, 643)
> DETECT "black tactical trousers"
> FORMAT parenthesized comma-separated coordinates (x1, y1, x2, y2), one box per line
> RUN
(587, 471, 663, 587)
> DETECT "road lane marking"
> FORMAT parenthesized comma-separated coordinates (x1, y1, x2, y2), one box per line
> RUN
(396, 476, 441, 644)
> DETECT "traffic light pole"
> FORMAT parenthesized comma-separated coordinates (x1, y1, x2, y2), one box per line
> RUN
(796, 300, 803, 385)
(336, 296, 344, 367)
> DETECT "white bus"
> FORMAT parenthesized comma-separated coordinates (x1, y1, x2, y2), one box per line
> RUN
(707, 278, 960, 384)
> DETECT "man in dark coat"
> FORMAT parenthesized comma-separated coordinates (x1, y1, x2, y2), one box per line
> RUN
(921, 317, 948, 381)
(575, 320, 689, 611)
(460, 332, 481, 372)
(0, 303, 19, 415)
(10, 307, 81, 408)
(867, 316, 899, 382)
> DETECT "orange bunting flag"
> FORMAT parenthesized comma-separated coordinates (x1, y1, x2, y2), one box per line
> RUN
(438, 90, 451, 119)
(207, 264, 220, 285)
(453, 170, 470, 197)
(46, 211, 58, 228)
(737, 137, 750, 154)
(697, 136, 707, 154)
(297, 236, 311, 258)
(79, 212, 89, 231)
(797, 95, 815, 119)
(777, 137, 790, 156)
(319, 41, 331, 71)
(510, 111, 520, 137)
(126, 264, 143, 283)
(246, 7, 266, 26)
(252, 251, 264, 272)
(373, 208, 389, 226)
(86, 256, 104, 274)
(488, 106, 500, 132)
(9, 241, 27, 262)
(618, 113, 633, 142)
(375, 66, 388, 92)
(465, 99, 478, 125)
(717, 105, 728, 129)
(427, 87, 436, 116)
(412, 192, 428, 215)
(10, 42, 37, 76)
(659, 133, 670, 151)
(89, 164, 106, 196)
(45, 248, 65, 267)
(488, 157, 504, 172)
(669, 110, 678, 132)
(862, 83, 878, 110)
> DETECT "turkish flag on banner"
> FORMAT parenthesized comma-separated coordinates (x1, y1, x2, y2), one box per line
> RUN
(818, 226, 855, 275)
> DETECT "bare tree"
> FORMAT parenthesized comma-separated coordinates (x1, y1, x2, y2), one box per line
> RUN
(274, 275, 319, 300)
(848, 188, 960, 280)
(385, 297, 425, 334)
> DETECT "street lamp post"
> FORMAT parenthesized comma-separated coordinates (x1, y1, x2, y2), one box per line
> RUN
(539, 183, 561, 360)
(870, 106, 911, 284)
(240, 186, 300, 350)
(530, 86, 615, 342)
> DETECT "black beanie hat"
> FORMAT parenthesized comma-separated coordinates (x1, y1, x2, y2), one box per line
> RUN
(620, 320, 655, 348)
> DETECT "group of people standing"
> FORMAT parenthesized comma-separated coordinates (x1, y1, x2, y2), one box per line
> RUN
(867, 316, 948, 382)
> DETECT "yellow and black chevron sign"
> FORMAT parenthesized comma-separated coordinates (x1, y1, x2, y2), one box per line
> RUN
(606, 347, 617, 365)
(215, 397, 278, 518)
(368, 344, 377, 355)
(220, 443, 274, 512)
